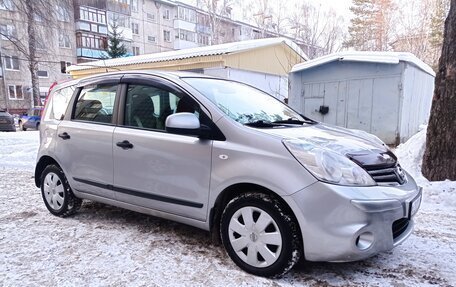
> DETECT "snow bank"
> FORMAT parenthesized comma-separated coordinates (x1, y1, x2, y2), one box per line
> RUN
(0, 131, 39, 172)
(395, 126, 455, 207)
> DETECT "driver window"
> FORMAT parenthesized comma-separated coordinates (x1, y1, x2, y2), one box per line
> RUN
(124, 84, 200, 131)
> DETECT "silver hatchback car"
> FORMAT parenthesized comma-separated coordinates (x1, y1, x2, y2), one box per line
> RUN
(35, 71, 422, 277)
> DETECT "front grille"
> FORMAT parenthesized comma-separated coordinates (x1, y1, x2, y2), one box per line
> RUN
(392, 218, 410, 239)
(365, 163, 406, 185)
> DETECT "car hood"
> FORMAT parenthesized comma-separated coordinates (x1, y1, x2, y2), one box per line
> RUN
(258, 123, 390, 159)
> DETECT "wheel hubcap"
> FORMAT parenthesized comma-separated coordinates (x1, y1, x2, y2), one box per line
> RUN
(228, 206, 282, 268)
(43, 172, 65, 210)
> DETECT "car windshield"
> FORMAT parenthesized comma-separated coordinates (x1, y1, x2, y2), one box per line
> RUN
(183, 78, 305, 125)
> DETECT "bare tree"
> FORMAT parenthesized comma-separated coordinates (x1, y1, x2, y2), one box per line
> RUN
(0, 0, 68, 106)
(422, 0, 456, 181)
(288, 2, 345, 58)
(197, 0, 238, 45)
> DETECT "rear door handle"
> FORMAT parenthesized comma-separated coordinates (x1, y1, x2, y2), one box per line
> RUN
(116, 140, 134, 149)
(58, 132, 70, 140)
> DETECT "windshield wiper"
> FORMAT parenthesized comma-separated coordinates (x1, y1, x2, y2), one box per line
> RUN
(244, 120, 286, 127)
(271, 117, 317, 125)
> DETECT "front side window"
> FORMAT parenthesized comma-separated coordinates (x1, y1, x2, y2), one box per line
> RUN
(183, 78, 303, 125)
(124, 84, 199, 131)
(74, 84, 117, 123)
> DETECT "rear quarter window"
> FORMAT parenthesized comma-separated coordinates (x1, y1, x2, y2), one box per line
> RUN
(44, 85, 75, 121)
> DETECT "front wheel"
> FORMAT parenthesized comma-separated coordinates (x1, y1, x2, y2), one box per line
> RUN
(40, 165, 82, 217)
(220, 193, 302, 277)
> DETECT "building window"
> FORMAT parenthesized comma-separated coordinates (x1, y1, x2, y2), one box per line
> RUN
(79, 6, 106, 24)
(131, 22, 139, 34)
(37, 70, 48, 78)
(76, 33, 107, 50)
(131, 0, 138, 12)
(0, 0, 14, 10)
(163, 30, 170, 42)
(163, 9, 170, 20)
(179, 29, 196, 42)
(60, 61, 71, 73)
(57, 5, 70, 22)
(178, 6, 196, 23)
(147, 13, 155, 22)
(132, 46, 140, 56)
(4, 56, 19, 70)
(198, 34, 209, 45)
(8, 85, 23, 100)
(147, 35, 155, 42)
(108, 11, 130, 28)
(0, 24, 16, 40)
(59, 33, 71, 48)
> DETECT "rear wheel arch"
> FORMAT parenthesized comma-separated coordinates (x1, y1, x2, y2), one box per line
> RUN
(35, 156, 60, 187)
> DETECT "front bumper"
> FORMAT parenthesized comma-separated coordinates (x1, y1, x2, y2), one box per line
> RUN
(286, 172, 422, 262)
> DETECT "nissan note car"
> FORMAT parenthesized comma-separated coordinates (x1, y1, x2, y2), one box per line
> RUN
(35, 71, 422, 277)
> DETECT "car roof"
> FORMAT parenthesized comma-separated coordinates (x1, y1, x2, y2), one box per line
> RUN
(54, 70, 220, 91)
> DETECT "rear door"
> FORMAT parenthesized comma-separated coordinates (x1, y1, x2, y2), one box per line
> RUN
(54, 76, 121, 199)
(112, 75, 212, 221)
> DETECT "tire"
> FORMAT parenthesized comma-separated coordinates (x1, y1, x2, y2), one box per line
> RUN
(220, 193, 302, 277)
(40, 165, 82, 217)
(36, 122, 40, 130)
(19, 121, 26, 131)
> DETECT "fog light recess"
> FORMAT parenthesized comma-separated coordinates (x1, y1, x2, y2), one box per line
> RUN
(356, 232, 374, 250)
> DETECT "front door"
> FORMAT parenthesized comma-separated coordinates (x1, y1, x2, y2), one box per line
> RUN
(112, 79, 212, 221)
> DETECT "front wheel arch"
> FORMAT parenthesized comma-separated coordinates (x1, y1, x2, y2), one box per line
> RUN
(210, 184, 303, 246)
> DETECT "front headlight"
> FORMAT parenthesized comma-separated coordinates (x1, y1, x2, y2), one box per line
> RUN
(283, 139, 376, 186)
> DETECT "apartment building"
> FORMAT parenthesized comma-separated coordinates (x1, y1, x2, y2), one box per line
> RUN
(0, 0, 76, 114)
(0, 0, 314, 113)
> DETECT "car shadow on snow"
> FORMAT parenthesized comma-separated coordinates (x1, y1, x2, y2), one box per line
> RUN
(68, 201, 449, 286)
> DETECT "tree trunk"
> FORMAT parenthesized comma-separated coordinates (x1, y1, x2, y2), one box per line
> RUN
(422, 0, 456, 181)
(26, 0, 41, 107)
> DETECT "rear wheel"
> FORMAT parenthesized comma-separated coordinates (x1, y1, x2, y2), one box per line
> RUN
(40, 165, 82, 217)
(36, 122, 40, 130)
(220, 193, 302, 277)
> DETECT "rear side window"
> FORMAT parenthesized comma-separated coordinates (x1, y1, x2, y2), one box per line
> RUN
(74, 84, 117, 123)
(43, 85, 75, 121)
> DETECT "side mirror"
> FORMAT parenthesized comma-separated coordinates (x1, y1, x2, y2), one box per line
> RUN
(165, 113, 203, 136)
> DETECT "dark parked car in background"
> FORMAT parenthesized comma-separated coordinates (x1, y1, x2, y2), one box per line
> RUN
(18, 107, 43, 131)
(0, 110, 16, 132)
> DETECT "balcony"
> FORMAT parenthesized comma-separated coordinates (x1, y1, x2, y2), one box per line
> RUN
(77, 48, 108, 60)
(174, 20, 196, 32)
(107, 25, 132, 41)
(76, 21, 108, 35)
(173, 39, 198, 50)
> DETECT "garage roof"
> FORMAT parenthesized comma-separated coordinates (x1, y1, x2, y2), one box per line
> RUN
(68, 37, 308, 72)
(291, 51, 435, 76)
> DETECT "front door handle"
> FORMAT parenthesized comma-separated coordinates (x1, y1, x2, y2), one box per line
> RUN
(58, 132, 70, 140)
(116, 140, 134, 149)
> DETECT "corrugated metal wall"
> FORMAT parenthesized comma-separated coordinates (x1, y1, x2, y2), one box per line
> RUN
(289, 61, 434, 145)
(399, 63, 434, 142)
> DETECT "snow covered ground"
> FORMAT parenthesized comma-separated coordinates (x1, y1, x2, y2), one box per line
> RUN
(0, 129, 455, 286)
